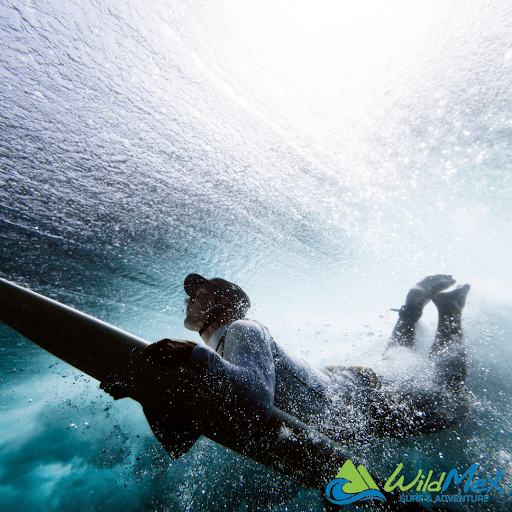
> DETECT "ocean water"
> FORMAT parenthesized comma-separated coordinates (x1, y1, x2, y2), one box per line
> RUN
(1, 0, 512, 510)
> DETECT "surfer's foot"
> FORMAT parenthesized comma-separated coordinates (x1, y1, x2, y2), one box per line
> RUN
(432, 284, 471, 315)
(386, 275, 456, 352)
(430, 285, 470, 357)
(405, 275, 457, 310)
(396, 275, 457, 324)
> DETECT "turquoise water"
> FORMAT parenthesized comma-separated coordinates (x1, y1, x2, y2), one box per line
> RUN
(1, 1, 512, 510)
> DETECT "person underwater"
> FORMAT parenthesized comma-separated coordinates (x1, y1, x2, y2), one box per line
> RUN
(102, 273, 470, 458)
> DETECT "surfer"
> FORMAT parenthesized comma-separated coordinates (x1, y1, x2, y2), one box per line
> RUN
(104, 274, 470, 454)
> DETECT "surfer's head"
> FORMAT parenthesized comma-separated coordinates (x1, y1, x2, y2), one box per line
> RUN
(183, 274, 250, 336)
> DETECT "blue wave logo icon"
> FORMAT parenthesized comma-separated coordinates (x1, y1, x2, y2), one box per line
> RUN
(325, 461, 386, 505)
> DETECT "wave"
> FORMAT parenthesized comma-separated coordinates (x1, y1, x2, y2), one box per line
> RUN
(325, 478, 387, 505)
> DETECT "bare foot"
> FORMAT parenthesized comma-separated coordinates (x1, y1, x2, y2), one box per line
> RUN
(389, 275, 459, 350)
(405, 275, 457, 308)
(432, 284, 471, 313)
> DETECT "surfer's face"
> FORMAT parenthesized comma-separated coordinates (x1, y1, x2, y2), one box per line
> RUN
(184, 284, 216, 331)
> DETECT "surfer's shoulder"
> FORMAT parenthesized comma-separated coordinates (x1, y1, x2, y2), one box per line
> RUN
(229, 317, 261, 332)
(226, 318, 270, 341)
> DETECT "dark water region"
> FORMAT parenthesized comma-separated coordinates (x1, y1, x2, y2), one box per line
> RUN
(2, 0, 512, 510)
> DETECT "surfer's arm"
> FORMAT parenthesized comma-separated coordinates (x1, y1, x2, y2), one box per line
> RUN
(100, 339, 198, 400)
(190, 320, 275, 423)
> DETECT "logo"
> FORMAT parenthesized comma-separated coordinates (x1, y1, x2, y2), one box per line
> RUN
(385, 463, 504, 505)
(324, 460, 386, 505)
(325, 460, 505, 507)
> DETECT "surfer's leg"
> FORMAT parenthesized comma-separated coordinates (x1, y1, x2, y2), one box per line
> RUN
(379, 284, 472, 438)
(367, 384, 468, 439)
(430, 284, 471, 394)
(367, 284, 470, 439)
(386, 275, 456, 350)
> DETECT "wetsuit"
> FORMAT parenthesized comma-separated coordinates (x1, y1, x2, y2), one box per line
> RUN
(146, 318, 468, 457)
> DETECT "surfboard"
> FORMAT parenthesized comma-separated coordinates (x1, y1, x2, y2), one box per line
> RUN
(0, 277, 419, 510)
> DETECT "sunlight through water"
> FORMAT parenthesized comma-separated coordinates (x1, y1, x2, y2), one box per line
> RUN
(1, 0, 512, 510)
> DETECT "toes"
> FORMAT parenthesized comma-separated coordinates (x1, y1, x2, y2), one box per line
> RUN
(417, 274, 456, 295)
(438, 275, 456, 287)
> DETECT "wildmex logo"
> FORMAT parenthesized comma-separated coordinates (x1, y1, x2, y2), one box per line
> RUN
(325, 460, 505, 507)
(324, 460, 386, 505)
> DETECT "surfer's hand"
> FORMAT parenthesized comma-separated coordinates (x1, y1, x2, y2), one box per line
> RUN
(100, 381, 130, 400)
(145, 339, 197, 369)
